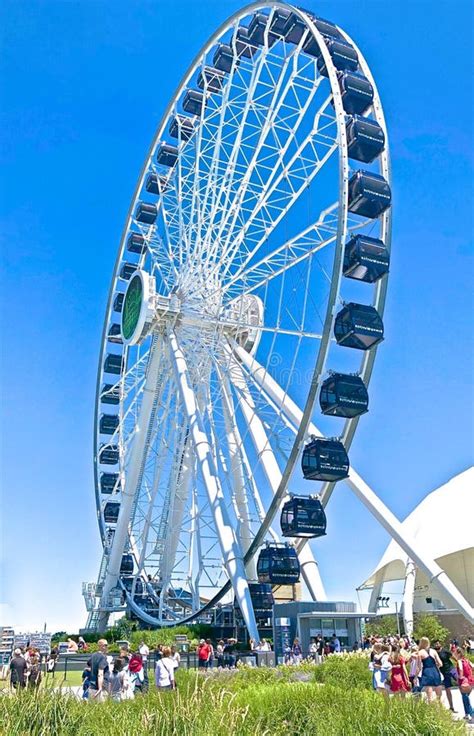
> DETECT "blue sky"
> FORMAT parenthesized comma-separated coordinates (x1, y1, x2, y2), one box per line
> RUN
(1, 0, 473, 633)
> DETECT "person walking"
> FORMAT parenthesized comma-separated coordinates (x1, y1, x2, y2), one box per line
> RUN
(418, 637, 442, 702)
(27, 654, 42, 691)
(128, 652, 145, 694)
(109, 658, 133, 701)
(206, 639, 214, 668)
(139, 641, 150, 692)
(88, 639, 110, 701)
(370, 643, 392, 697)
(291, 638, 303, 665)
(388, 647, 410, 697)
(331, 633, 341, 653)
(10, 649, 28, 691)
(453, 646, 474, 723)
(216, 640, 225, 668)
(170, 645, 181, 670)
(408, 645, 421, 694)
(155, 646, 176, 690)
(433, 640, 456, 712)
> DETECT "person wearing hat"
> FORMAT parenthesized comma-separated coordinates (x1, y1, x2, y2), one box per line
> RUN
(10, 649, 28, 690)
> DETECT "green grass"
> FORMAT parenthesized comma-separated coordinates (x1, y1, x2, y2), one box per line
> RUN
(0, 663, 464, 736)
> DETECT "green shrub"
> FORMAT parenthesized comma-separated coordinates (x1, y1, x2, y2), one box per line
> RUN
(313, 652, 372, 690)
(413, 613, 450, 645)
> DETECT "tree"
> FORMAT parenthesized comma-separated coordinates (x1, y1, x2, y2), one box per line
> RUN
(364, 615, 399, 638)
(413, 613, 450, 645)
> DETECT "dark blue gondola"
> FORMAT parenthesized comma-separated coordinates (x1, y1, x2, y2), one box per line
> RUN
(197, 66, 225, 93)
(317, 38, 358, 77)
(183, 89, 205, 115)
(337, 71, 374, 115)
(319, 373, 369, 418)
(103, 501, 120, 524)
(169, 115, 194, 141)
(99, 413, 119, 435)
(127, 233, 146, 254)
(107, 323, 122, 344)
(257, 543, 300, 585)
(103, 353, 124, 375)
(302, 438, 349, 482)
(101, 384, 120, 405)
(99, 445, 119, 465)
(213, 44, 238, 73)
(269, 9, 305, 45)
(343, 235, 390, 283)
(348, 170, 391, 218)
(113, 293, 125, 312)
(346, 116, 385, 163)
(302, 15, 342, 57)
(120, 554, 134, 576)
(145, 173, 160, 195)
(234, 582, 274, 620)
(119, 262, 137, 281)
(135, 202, 157, 225)
(157, 143, 178, 167)
(235, 26, 257, 58)
(334, 302, 384, 350)
(281, 495, 327, 538)
(100, 472, 120, 493)
(248, 13, 269, 46)
(121, 577, 144, 596)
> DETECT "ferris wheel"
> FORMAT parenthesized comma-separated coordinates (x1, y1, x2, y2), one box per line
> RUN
(84, 2, 474, 636)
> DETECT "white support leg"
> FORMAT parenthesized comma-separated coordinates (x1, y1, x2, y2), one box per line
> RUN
(229, 356, 326, 602)
(99, 337, 163, 630)
(403, 560, 416, 638)
(235, 346, 474, 625)
(159, 436, 194, 617)
(168, 330, 260, 642)
(368, 582, 383, 613)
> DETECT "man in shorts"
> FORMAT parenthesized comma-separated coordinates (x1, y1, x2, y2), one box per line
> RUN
(88, 639, 110, 701)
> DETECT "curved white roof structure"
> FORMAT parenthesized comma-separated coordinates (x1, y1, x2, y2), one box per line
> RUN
(360, 467, 474, 608)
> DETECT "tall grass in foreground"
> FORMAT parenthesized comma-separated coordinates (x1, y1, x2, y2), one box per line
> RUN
(1, 668, 463, 736)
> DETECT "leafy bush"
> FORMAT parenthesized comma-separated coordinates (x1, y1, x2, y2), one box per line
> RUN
(364, 615, 400, 638)
(413, 613, 450, 645)
(313, 652, 372, 690)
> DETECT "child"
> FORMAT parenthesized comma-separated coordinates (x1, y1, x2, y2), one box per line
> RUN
(81, 664, 91, 700)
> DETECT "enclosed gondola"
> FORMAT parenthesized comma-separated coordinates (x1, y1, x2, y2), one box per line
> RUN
(197, 66, 225, 93)
(234, 583, 274, 621)
(99, 445, 119, 465)
(348, 170, 391, 218)
(346, 116, 385, 163)
(103, 501, 120, 524)
(107, 323, 122, 344)
(334, 302, 384, 350)
(337, 71, 374, 114)
(99, 413, 119, 435)
(100, 472, 120, 493)
(127, 233, 146, 254)
(169, 115, 194, 141)
(135, 202, 157, 225)
(157, 143, 178, 167)
(317, 38, 358, 77)
(213, 44, 238, 73)
(235, 26, 257, 58)
(301, 438, 349, 482)
(100, 384, 120, 405)
(113, 293, 125, 312)
(119, 262, 137, 281)
(343, 234, 390, 283)
(103, 353, 124, 375)
(280, 495, 327, 538)
(257, 543, 300, 585)
(183, 89, 205, 115)
(120, 554, 134, 576)
(319, 373, 369, 418)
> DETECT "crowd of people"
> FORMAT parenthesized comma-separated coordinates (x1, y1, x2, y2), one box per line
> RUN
(367, 634, 474, 722)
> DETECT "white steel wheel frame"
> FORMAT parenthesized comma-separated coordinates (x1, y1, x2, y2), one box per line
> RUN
(87, 2, 474, 634)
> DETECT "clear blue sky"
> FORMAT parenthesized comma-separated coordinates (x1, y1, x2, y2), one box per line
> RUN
(1, 0, 473, 633)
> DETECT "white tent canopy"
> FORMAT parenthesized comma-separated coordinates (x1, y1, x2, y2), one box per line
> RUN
(360, 467, 474, 613)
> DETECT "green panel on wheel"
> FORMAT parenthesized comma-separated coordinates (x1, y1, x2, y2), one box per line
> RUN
(122, 274, 143, 341)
